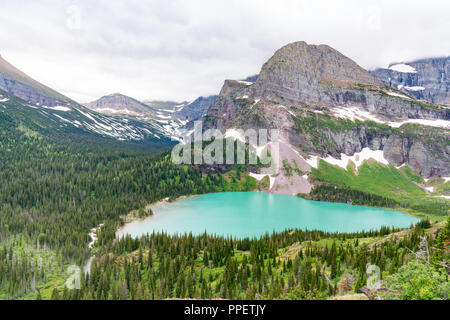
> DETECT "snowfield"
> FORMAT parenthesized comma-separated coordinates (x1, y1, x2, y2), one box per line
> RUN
(388, 64, 417, 73)
(404, 86, 425, 91)
(322, 148, 389, 170)
(332, 106, 450, 129)
(385, 91, 411, 100)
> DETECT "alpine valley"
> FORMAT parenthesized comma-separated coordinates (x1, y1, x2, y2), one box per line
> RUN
(0, 41, 448, 301)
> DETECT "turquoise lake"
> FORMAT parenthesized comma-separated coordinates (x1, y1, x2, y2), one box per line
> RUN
(118, 192, 420, 239)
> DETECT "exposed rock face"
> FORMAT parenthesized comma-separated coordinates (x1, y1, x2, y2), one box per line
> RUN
(252, 41, 380, 99)
(371, 57, 450, 106)
(383, 127, 450, 177)
(0, 56, 71, 107)
(242, 74, 258, 83)
(204, 41, 449, 179)
(85, 93, 155, 116)
(177, 95, 217, 122)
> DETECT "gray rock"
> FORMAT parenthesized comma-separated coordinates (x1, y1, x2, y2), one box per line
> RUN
(371, 57, 450, 106)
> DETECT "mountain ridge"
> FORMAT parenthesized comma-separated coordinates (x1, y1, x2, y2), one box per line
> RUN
(0, 55, 73, 107)
(370, 56, 450, 106)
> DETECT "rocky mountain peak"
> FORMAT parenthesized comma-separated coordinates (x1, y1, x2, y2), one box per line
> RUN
(251, 41, 380, 102)
(85, 93, 153, 116)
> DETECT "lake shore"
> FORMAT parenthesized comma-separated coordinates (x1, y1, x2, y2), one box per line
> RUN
(115, 194, 198, 238)
(115, 192, 420, 239)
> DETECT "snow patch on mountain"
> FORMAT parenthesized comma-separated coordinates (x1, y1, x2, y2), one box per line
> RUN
(322, 148, 389, 170)
(404, 86, 425, 91)
(389, 64, 417, 73)
(332, 106, 450, 129)
(385, 91, 411, 100)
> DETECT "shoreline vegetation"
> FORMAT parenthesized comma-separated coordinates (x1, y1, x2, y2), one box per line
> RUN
(114, 183, 447, 244)
(69, 216, 449, 301)
(100, 188, 423, 248)
(115, 195, 199, 237)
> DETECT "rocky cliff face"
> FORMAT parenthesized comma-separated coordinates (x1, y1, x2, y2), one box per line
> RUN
(177, 95, 217, 122)
(371, 57, 450, 106)
(204, 41, 449, 179)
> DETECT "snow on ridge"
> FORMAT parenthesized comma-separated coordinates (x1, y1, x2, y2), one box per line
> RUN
(159, 108, 176, 113)
(389, 64, 417, 73)
(332, 106, 383, 123)
(388, 118, 450, 129)
(51, 106, 71, 112)
(77, 108, 96, 121)
(42, 105, 71, 112)
(404, 86, 425, 91)
(332, 106, 450, 129)
(385, 91, 411, 100)
(237, 80, 253, 86)
(279, 105, 296, 117)
(53, 114, 72, 124)
(156, 113, 172, 119)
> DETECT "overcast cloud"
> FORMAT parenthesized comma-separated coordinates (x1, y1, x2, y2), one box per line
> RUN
(0, 0, 449, 102)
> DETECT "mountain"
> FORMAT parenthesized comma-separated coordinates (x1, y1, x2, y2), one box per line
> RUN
(370, 57, 450, 106)
(0, 89, 173, 149)
(176, 95, 217, 122)
(143, 100, 186, 110)
(85, 93, 157, 116)
(0, 54, 73, 107)
(0, 57, 174, 149)
(85, 93, 217, 139)
(204, 41, 449, 192)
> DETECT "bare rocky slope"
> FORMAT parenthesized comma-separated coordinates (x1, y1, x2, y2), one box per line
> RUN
(203, 41, 449, 193)
(0, 54, 72, 107)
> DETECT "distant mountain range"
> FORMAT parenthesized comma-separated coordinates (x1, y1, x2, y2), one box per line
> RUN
(84, 93, 217, 138)
(82, 75, 261, 131)
(0, 56, 173, 149)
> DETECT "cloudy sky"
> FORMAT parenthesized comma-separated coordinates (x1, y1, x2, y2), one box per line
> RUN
(0, 0, 449, 103)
